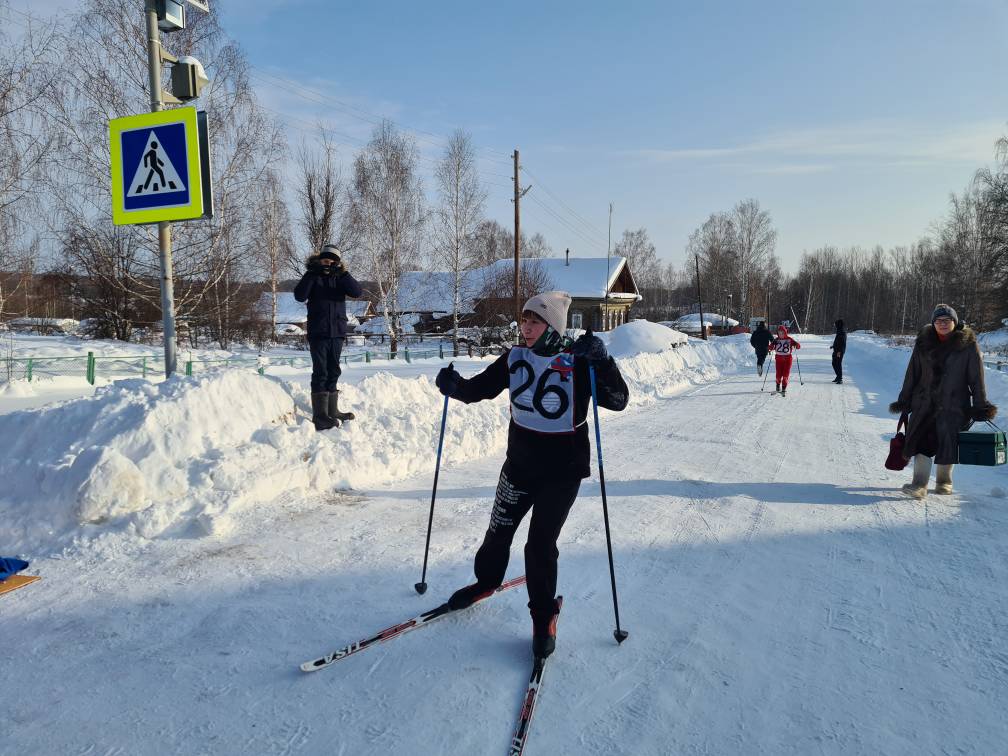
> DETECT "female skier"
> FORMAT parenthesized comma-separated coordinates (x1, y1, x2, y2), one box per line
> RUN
(434, 291, 629, 659)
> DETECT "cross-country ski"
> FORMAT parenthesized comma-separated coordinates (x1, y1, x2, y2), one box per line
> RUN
(300, 575, 527, 672)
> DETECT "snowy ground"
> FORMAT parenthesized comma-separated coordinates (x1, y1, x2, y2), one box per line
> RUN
(3, 328, 1007, 755)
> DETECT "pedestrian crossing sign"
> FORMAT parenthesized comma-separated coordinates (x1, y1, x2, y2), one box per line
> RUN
(109, 107, 209, 225)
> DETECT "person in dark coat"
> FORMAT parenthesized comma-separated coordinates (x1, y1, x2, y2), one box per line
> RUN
(434, 291, 629, 659)
(293, 244, 363, 430)
(749, 321, 773, 376)
(830, 319, 847, 384)
(889, 304, 997, 499)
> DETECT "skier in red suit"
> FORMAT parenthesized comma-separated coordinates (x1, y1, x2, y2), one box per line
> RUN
(772, 325, 801, 396)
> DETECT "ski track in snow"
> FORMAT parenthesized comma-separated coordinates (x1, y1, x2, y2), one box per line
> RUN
(3, 335, 1008, 755)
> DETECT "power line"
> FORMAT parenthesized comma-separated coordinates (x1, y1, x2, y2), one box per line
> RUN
(519, 164, 609, 238)
(525, 194, 607, 253)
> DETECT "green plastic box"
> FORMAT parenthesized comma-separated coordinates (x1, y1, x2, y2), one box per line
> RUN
(958, 425, 1007, 466)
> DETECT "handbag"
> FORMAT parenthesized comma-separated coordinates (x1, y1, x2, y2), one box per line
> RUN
(958, 420, 1007, 466)
(885, 413, 909, 470)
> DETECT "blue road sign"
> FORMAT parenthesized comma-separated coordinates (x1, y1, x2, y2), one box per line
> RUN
(109, 108, 205, 225)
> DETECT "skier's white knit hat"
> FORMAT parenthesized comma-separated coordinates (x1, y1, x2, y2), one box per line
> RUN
(522, 291, 571, 334)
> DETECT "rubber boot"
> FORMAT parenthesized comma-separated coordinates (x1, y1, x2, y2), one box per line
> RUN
(328, 389, 355, 423)
(934, 464, 954, 495)
(311, 391, 336, 431)
(901, 454, 932, 500)
(531, 598, 562, 659)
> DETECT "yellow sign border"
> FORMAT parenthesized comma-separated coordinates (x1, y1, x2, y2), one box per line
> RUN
(109, 108, 203, 225)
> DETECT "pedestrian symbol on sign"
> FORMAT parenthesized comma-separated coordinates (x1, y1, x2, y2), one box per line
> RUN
(126, 131, 186, 198)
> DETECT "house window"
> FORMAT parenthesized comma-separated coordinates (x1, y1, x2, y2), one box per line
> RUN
(571, 312, 583, 330)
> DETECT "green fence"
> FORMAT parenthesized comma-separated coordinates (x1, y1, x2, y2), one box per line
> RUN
(1, 343, 505, 385)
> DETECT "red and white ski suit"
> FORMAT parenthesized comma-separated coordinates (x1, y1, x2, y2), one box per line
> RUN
(772, 327, 801, 388)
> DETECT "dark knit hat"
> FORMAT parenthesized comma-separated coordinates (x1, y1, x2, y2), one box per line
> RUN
(931, 303, 958, 325)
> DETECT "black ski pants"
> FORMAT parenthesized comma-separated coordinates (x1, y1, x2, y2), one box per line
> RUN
(473, 465, 581, 616)
(832, 350, 844, 380)
(308, 337, 344, 392)
(755, 348, 769, 368)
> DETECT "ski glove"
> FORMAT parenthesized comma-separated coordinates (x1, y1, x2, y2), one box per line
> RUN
(572, 331, 608, 363)
(435, 363, 461, 397)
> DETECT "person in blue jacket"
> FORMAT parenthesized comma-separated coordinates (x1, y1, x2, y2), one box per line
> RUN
(434, 291, 629, 659)
(294, 245, 363, 430)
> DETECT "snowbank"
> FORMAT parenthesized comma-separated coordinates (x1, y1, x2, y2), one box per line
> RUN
(978, 327, 1008, 356)
(2, 322, 751, 554)
(607, 320, 688, 355)
(0, 379, 37, 398)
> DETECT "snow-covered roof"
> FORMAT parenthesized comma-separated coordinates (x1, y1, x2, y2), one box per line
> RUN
(389, 257, 636, 314)
(473, 256, 633, 299)
(673, 313, 739, 329)
(354, 314, 422, 335)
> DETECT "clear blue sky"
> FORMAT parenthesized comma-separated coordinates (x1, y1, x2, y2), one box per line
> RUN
(15, 0, 1008, 270)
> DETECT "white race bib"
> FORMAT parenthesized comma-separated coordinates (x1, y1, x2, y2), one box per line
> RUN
(507, 347, 577, 433)
(774, 340, 792, 355)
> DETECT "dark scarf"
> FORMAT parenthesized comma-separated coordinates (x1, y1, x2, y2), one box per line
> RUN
(529, 326, 572, 356)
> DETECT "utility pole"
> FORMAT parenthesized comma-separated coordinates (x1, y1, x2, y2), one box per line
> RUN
(144, 0, 179, 377)
(513, 149, 520, 323)
(695, 254, 707, 340)
(511, 149, 530, 323)
(604, 202, 613, 330)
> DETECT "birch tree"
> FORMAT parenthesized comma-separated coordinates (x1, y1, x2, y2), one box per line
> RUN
(350, 121, 425, 353)
(434, 130, 485, 356)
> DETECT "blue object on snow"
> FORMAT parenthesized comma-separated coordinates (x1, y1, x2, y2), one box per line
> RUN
(0, 557, 30, 581)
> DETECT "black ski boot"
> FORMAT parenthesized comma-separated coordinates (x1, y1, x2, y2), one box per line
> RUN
(781, 386, 787, 397)
(311, 392, 337, 431)
(448, 582, 497, 610)
(531, 598, 562, 659)
(775, 382, 781, 393)
(328, 389, 355, 423)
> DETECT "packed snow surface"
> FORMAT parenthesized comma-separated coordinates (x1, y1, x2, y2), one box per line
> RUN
(2, 328, 1007, 755)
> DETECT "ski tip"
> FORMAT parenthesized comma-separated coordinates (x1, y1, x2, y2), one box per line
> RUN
(414, 582, 428, 595)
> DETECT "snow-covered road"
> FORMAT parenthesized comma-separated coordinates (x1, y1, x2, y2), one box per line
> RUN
(4, 335, 1007, 755)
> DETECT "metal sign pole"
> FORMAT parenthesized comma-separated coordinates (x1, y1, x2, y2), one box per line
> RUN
(144, 0, 178, 377)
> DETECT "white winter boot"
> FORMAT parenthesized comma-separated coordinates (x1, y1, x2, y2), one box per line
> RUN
(934, 464, 954, 495)
(901, 454, 932, 500)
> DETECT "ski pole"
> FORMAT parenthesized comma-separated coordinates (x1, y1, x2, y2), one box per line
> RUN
(795, 355, 803, 385)
(589, 364, 629, 645)
(760, 354, 770, 391)
(415, 390, 450, 595)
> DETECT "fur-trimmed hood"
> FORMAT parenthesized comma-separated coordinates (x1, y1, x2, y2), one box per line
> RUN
(914, 323, 976, 352)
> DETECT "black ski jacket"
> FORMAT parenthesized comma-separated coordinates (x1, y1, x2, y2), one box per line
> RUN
(830, 321, 847, 354)
(294, 257, 363, 339)
(750, 326, 773, 353)
(451, 348, 628, 483)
